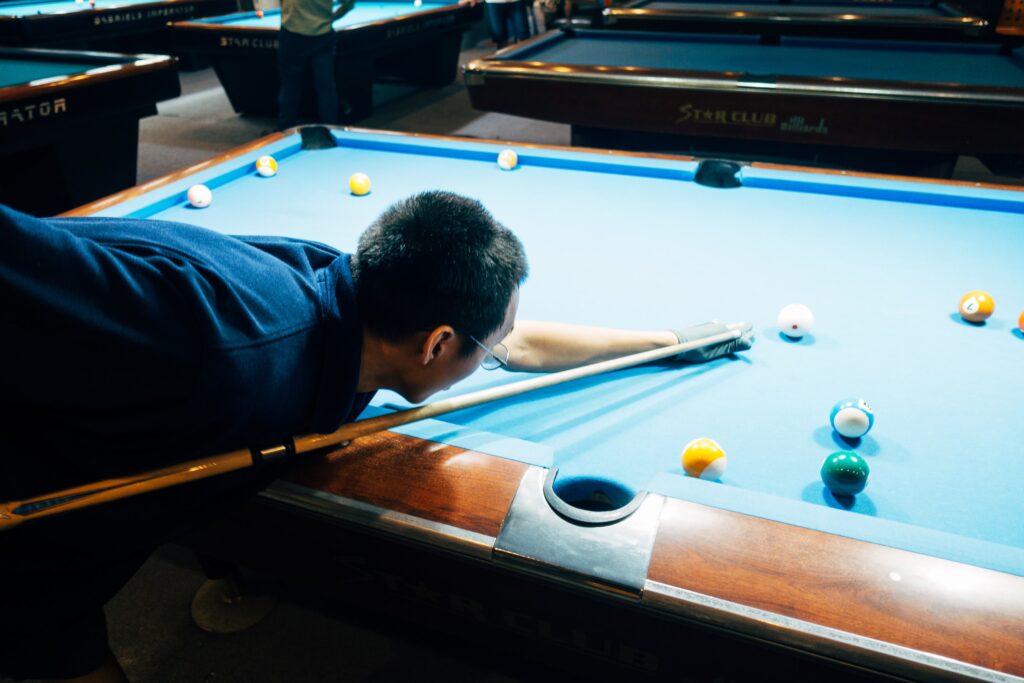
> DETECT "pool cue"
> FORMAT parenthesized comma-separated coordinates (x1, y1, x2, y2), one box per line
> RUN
(0, 324, 747, 531)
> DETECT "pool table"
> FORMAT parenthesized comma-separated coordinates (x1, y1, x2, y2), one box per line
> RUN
(464, 28, 1024, 177)
(0, 47, 179, 215)
(0, 0, 242, 54)
(65, 126, 1024, 681)
(169, 1, 482, 120)
(601, 0, 993, 41)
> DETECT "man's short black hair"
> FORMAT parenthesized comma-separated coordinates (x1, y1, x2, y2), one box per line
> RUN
(352, 191, 528, 355)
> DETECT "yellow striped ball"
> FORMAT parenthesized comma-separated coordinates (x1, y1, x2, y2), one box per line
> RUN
(681, 438, 727, 480)
(255, 155, 278, 177)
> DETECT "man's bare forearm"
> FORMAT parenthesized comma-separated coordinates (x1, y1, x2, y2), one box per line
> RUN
(500, 320, 677, 372)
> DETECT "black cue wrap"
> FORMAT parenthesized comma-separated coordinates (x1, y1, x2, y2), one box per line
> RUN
(250, 439, 297, 465)
(13, 493, 90, 516)
(15, 442, 298, 518)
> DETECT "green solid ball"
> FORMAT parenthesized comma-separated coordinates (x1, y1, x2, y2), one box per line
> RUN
(821, 451, 870, 496)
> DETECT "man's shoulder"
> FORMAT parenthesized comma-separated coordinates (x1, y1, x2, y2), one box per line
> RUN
(50, 215, 247, 260)
(236, 234, 344, 266)
(53, 216, 346, 274)
(51, 215, 351, 342)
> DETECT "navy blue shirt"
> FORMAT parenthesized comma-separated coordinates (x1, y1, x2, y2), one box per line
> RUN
(0, 204, 371, 552)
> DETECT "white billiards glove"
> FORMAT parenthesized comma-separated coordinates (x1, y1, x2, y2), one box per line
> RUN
(670, 321, 754, 363)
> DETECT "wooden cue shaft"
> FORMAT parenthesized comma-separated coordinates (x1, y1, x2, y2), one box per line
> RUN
(293, 326, 745, 451)
(0, 325, 744, 530)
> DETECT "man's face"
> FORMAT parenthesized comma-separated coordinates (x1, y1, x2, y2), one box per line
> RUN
(399, 291, 519, 404)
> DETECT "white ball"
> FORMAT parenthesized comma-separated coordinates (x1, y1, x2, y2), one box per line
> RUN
(187, 184, 212, 208)
(777, 303, 814, 339)
(497, 149, 518, 170)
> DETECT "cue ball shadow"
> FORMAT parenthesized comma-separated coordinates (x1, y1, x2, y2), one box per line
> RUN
(770, 326, 816, 345)
(769, 329, 842, 349)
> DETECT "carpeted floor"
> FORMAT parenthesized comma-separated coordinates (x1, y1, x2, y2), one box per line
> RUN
(103, 546, 544, 683)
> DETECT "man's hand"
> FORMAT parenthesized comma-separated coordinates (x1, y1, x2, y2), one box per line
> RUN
(670, 321, 754, 363)
(334, 0, 356, 20)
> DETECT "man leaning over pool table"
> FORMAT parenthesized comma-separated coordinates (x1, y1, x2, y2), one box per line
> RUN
(0, 192, 752, 683)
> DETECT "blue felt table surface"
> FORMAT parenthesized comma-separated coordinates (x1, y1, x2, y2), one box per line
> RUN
(499, 30, 1024, 88)
(0, 57, 100, 87)
(193, 2, 448, 30)
(94, 130, 1024, 575)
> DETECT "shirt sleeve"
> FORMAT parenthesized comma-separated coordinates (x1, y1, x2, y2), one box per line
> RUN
(0, 205, 326, 485)
(0, 206, 365, 556)
(1, 205, 201, 415)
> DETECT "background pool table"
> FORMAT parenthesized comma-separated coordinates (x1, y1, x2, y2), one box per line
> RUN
(0, 47, 179, 215)
(67, 126, 1024, 681)
(464, 28, 1024, 177)
(0, 0, 242, 54)
(170, 1, 482, 120)
(601, 0, 993, 40)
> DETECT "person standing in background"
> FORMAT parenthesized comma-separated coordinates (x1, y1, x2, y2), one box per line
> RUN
(481, 0, 530, 48)
(277, 0, 356, 130)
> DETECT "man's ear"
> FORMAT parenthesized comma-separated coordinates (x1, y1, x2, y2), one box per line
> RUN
(419, 326, 456, 365)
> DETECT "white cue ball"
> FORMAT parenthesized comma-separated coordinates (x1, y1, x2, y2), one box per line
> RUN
(497, 148, 518, 170)
(187, 184, 213, 208)
(777, 303, 814, 339)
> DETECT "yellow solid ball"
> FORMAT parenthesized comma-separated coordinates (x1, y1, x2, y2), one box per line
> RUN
(349, 172, 371, 196)
(681, 438, 727, 480)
